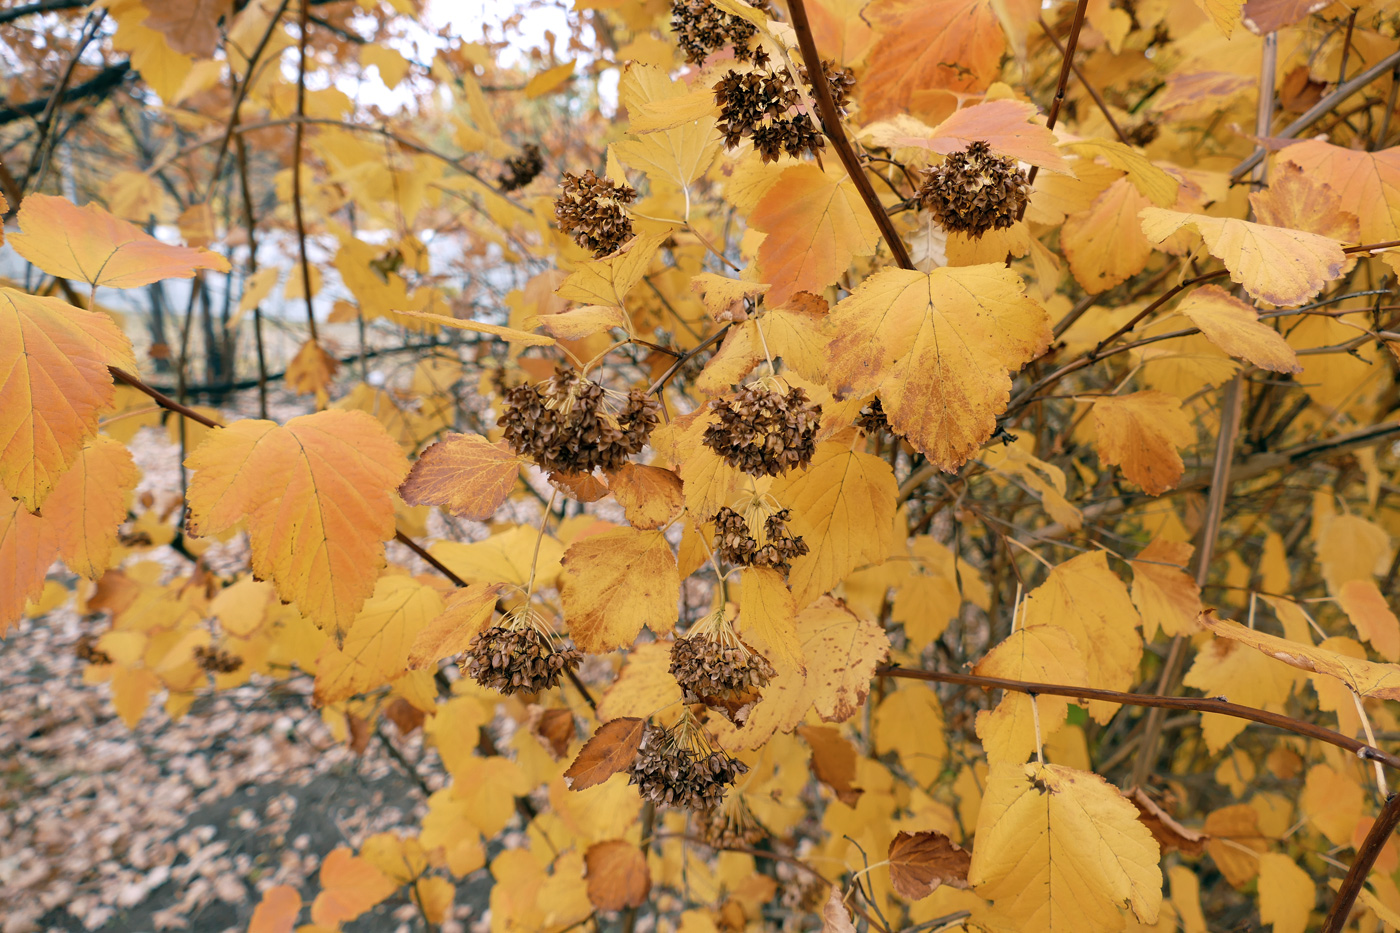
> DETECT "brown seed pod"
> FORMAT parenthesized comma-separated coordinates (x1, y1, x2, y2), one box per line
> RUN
(711, 505, 808, 572)
(916, 140, 1030, 239)
(499, 369, 660, 474)
(703, 383, 821, 477)
(74, 633, 112, 666)
(627, 714, 748, 811)
(711, 64, 838, 163)
(554, 169, 637, 257)
(699, 793, 768, 848)
(670, 0, 772, 65)
(669, 612, 775, 725)
(193, 644, 243, 674)
(856, 397, 892, 437)
(461, 609, 582, 695)
(498, 143, 544, 192)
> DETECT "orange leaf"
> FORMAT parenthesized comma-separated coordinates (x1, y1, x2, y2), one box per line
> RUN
(752, 164, 880, 307)
(887, 830, 972, 900)
(861, 0, 1005, 119)
(48, 435, 141, 580)
(1242, 0, 1332, 34)
(826, 266, 1051, 471)
(560, 527, 679, 652)
(1174, 285, 1300, 374)
(1282, 141, 1400, 245)
(1091, 391, 1195, 495)
(285, 339, 339, 404)
(607, 462, 684, 530)
(142, 0, 232, 56)
(584, 840, 651, 910)
(863, 99, 1069, 173)
(407, 582, 505, 669)
(1339, 579, 1400, 663)
(310, 847, 398, 927)
(0, 497, 61, 635)
(1139, 207, 1347, 306)
(400, 433, 522, 520)
(1061, 177, 1155, 294)
(797, 724, 862, 805)
(1129, 539, 1202, 640)
(184, 410, 410, 639)
(9, 193, 230, 288)
(247, 884, 302, 933)
(1248, 161, 1360, 245)
(0, 287, 136, 511)
(564, 717, 646, 790)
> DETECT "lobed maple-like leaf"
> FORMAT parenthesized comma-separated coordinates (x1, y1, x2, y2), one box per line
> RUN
(974, 626, 1089, 765)
(607, 463, 684, 530)
(284, 339, 339, 405)
(0, 288, 136, 511)
(596, 642, 683, 722)
(860, 0, 1005, 118)
(1249, 162, 1360, 245)
(584, 840, 651, 910)
(1062, 139, 1179, 207)
(739, 567, 802, 672)
(1338, 579, 1400, 662)
(315, 575, 443, 704)
(9, 194, 230, 288)
(798, 596, 890, 722)
(887, 830, 971, 900)
(1090, 390, 1195, 495)
(184, 409, 411, 639)
(825, 266, 1051, 471)
(1175, 285, 1301, 374)
(406, 582, 505, 669)
(1061, 177, 1155, 294)
(1128, 539, 1202, 640)
(555, 231, 668, 308)
(564, 717, 646, 791)
(1282, 141, 1400, 246)
(399, 433, 523, 520)
(0, 496, 60, 635)
(559, 527, 679, 653)
(310, 847, 399, 927)
(969, 763, 1162, 931)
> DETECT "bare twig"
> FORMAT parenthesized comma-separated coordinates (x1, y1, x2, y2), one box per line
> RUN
(1322, 792, 1400, 933)
(1037, 16, 1128, 146)
(291, 0, 319, 341)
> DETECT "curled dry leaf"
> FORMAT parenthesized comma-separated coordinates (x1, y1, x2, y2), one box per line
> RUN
(819, 885, 857, 933)
(887, 830, 972, 900)
(584, 839, 651, 911)
(564, 717, 646, 791)
(1127, 788, 1208, 857)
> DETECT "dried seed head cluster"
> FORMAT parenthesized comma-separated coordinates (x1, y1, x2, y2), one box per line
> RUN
(628, 714, 748, 811)
(712, 63, 851, 163)
(916, 140, 1030, 239)
(670, 0, 771, 65)
(500, 368, 661, 474)
(712, 505, 808, 572)
(797, 59, 857, 115)
(669, 610, 775, 724)
(193, 645, 243, 674)
(554, 169, 637, 257)
(74, 634, 111, 666)
(498, 143, 544, 192)
(461, 608, 582, 695)
(856, 397, 892, 436)
(699, 793, 768, 848)
(703, 384, 821, 476)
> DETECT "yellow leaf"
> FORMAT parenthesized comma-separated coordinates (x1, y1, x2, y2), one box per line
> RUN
(1062, 177, 1155, 294)
(1022, 552, 1142, 722)
(431, 525, 563, 588)
(1257, 852, 1314, 933)
(1198, 610, 1400, 699)
(560, 527, 679, 652)
(360, 43, 410, 89)
(1, 498, 61, 634)
(862, 99, 1069, 173)
(1339, 579, 1400, 662)
(414, 876, 455, 924)
(556, 231, 667, 307)
(9, 193, 229, 288)
(184, 410, 411, 639)
(623, 64, 718, 133)
(360, 832, 429, 885)
(315, 576, 443, 704)
(445, 757, 533, 835)
(608, 463, 684, 530)
(536, 304, 630, 340)
(236, 267, 279, 321)
(310, 847, 398, 927)
(740, 567, 802, 672)
(974, 626, 1089, 765)
(1062, 139, 1179, 207)
(827, 266, 1051, 471)
(1139, 207, 1347, 307)
(525, 60, 576, 98)
(771, 442, 897, 606)
(598, 641, 684, 721)
(399, 433, 522, 521)
(48, 435, 140, 580)
(752, 164, 881, 307)
(874, 685, 948, 784)
(285, 339, 338, 406)
(1129, 540, 1202, 640)
(1182, 637, 1296, 751)
(389, 307, 555, 346)
(0, 288, 136, 511)
(1301, 763, 1364, 847)
(613, 120, 721, 192)
(1174, 284, 1300, 373)
(969, 763, 1162, 931)
(407, 583, 505, 669)
(691, 274, 770, 322)
(799, 596, 890, 722)
(1091, 391, 1195, 495)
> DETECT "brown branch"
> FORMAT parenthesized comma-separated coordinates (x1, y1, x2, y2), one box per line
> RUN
(1323, 791, 1400, 933)
(1020, 0, 1091, 201)
(205, 0, 294, 198)
(878, 665, 1400, 770)
(786, 0, 913, 270)
(1037, 14, 1127, 146)
(20, 8, 107, 195)
(290, 0, 319, 341)
(647, 323, 730, 395)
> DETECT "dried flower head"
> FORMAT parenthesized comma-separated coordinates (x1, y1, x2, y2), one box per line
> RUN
(703, 383, 821, 476)
(461, 607, 582, 695)
(797, 59, 857, 115)
(498, 143, 544, 192)
(712, 503, 808, 572)
(670, 0, 771, 65)
(628, 711, 748, 811)
(554, 169, 637, 256)
(74, 633, 111, 666)
(499, 368, 660, 474)
(856, 396, 892, 436)
(193, 645, 243, 674)
(916, 140, 1030, 239)
(670, 609, 775, 724)
(699, 793, 768, 848)
(711, 65, 835, 163)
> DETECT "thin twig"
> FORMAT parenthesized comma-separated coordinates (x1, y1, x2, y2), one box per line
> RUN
(1322, 792, 1400, 933)
(1037, 17, 1128, 145)
(291, 0, 319, 342)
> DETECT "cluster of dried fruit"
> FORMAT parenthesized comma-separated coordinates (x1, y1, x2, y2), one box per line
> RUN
(498, 143, 544, 192)
(554, 169, 637, 256)
(193, 645, 243, 674)
(916, 140, 1030, 239)
(698, 793, 767, 848)
(712, 505, 808, 571)
(856, 396, 892, 436)
(669, 0, 772, 65)
(712, 60, 854, 163)
(73, 633, 111, 666)
(461, 608, 582, 695)
(703, 383, 820, 476)
(628, 715, 748, 811)
(670, 611, 775, 724)
(499, 368, 660, 474)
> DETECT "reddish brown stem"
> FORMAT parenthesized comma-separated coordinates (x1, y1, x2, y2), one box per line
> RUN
(786, 0, 913, 270)
(1323, 791, 1400, 933)
(291, 0, 319, 342)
